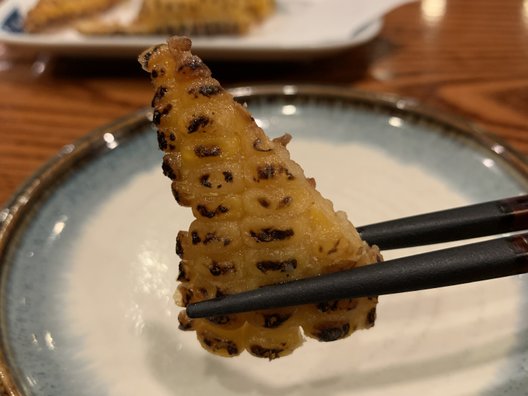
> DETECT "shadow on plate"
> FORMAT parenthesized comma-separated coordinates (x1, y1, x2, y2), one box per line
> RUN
(143, 319, 528, 395)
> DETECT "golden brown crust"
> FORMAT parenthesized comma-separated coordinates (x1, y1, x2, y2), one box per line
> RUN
(140, 36, 382, 359)
(24, 0, 124, 33)
(78, 0, 275, 36)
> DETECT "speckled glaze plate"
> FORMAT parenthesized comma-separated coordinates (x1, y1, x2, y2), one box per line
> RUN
(1, 86, 528, 396)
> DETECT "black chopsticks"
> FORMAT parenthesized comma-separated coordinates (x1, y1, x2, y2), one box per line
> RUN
(356, 194, 528, 249)
(186, 194, 528, 319)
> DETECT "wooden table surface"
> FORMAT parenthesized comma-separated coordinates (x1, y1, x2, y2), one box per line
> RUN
(0, 1, 527, 395)
(0, 0, 527, 207)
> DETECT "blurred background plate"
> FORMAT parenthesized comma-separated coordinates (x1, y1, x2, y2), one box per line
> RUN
(0, 0, 397, 60)
(0, 86, 527, 395)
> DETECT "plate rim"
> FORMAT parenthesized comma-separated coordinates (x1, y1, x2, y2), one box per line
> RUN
(0, 0, 383, 60)
(1, 84, 528, 395)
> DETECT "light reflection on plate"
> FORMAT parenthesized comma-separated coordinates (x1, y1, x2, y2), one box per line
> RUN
(0, 86, 528, 396)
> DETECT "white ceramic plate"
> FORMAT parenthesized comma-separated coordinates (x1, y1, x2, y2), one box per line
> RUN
(0, 0, 414, 59)
(1, 86, 528, 396)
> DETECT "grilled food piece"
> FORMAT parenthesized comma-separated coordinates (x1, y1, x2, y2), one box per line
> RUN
(24, 0, 124, 33)
(78, 0, 274, 36)
(139, 37, 382, 359)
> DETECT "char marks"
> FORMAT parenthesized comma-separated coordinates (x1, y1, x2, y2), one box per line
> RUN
(194, 145, 222, 157)
(209, 260, 236, 276)
(256, 259, 297, 273)
(188, 115, 210, 133)
(153, 103, 172, 125)
(189, 84, 223, 98)
(141, 36, 380, 360)
(255, 163, 295, 181)
(314, 323, 351, 342)
(196, 204, 229, 218)
(177, 56, 210, 76)
(250, 228, 294, 243)
(152, 86, 168, 107)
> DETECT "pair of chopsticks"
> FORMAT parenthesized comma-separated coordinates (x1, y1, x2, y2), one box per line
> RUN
(186, 194, 528, 318)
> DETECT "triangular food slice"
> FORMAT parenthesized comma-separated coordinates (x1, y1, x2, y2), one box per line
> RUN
(24, 0, 124, 32)
(139, 37, 382, 359)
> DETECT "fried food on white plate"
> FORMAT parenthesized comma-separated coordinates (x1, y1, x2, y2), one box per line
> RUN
(78, 0, 275, 36)
(24, 0, 125, 33)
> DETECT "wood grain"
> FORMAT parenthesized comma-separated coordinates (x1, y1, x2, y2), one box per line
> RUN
(0, 1, 527, 394)
(0, 0, 527, 208)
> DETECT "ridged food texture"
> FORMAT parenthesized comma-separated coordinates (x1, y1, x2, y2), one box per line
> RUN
(24, 0, 124, 32)
(78, 0, 275, 36)
(139, 37, 382, 359)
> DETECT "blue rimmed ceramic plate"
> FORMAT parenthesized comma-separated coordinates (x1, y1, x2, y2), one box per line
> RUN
(1, 86, 527, 396)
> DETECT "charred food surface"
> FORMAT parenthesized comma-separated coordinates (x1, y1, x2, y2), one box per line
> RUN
(139, 36, 381, 359)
